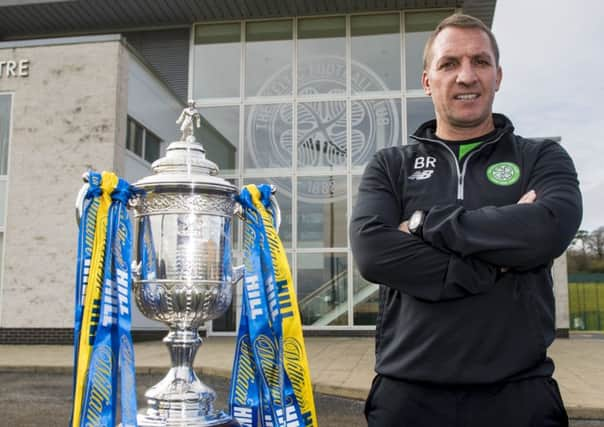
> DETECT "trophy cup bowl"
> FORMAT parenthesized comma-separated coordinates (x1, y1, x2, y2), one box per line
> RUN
(130, 187, 241, 427)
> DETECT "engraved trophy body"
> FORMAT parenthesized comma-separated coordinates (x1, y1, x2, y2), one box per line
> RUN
(130, 101, 241, 426)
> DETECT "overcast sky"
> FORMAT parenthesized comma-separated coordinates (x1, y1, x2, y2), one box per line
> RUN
(492, 0, 604, 231)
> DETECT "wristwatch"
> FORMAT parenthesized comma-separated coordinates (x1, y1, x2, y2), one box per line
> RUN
(408, 210, 426, 237)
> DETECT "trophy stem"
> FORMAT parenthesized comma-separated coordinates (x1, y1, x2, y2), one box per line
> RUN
(136, 327, 239, 426)
(165, 327, 202, 374)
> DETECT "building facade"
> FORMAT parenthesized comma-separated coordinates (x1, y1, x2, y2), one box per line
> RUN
(4, 1, 570, 342)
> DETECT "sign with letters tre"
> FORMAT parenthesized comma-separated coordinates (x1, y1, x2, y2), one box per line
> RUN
(0, 59, 30, 78)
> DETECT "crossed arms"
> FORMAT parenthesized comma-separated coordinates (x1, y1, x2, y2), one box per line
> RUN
(349, 142, 582, 301)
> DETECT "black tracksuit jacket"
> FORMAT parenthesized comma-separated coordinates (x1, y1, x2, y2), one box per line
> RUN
(350, 114, 582, 385)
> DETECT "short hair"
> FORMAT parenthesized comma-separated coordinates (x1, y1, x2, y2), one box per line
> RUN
(423, 13, 500, 70)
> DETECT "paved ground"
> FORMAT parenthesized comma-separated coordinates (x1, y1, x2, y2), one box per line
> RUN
(0, 371, 366, 427)
(0, 335, 603, 425)
(0, 371, 602, 427)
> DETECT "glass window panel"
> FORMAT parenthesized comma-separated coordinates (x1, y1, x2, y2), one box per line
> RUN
(244, 177, 293, 249)
(351, 14, 401, 92)
(227, 178, 240, 250)
(132, 122, 144, 157)
(298, 17, 346, 39)
(351, 175, 381, 326)
(0, 180, 6, 227)
(407, 97, 435, 137)
(0, 234, 3, 283)
(297, 252, 348, 326)
(297, 176, 347, 248)
(245, 104, 292, 170)
(126, 119, 134, 151)
(353, 264, 379, 326)
(404, 10, 454, 90)
(298, 101, 347, 170)
(212, 251, 239, 333)
(126, 118, 143, 156)
(351, 175, 361, 216)
(193, 23, 241, 98)
(195, 22, 240, 44)
(351, 99, 401, 167)
(212, 300, 237, 332)
(0, 94, 10, 174)
(246, 19, 292, 42)
(246, 21, 293, 97)
(144, 131, 162, 163)
(298, 17, 346, 95)
(195, 106, 240, 174)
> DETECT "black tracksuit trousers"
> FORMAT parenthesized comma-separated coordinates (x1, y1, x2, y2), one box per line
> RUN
(365, 374, 569, 427)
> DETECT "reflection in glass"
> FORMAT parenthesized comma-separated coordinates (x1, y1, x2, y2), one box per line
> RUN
(297, 176, 347, 248)
(245, 104, 292, 170)
(193, 23, 241, 98)
(351, 14, 401, 92)
(351, 99, 401, 166)
(351, 175, 361, 216)
(407, 97, 435, 137)
(353, 265, 379, 326)
(244, 177, 293, 249)
(246, 20, 293, 97)
(404, 11, 453, 90)
(298, 17, 346, 95)
(298, 101, 347, 169)
(195, 106, 239, 174)
(297, 253, 348, 326)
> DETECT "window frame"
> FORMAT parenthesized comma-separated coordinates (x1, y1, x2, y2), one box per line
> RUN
(126, 116, 164, 164)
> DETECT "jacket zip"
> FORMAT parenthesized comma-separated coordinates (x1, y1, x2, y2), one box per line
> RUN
(410, 133, 507, 200)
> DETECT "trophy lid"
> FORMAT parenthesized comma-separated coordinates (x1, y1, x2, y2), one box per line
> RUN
(134, 101, 236, 194)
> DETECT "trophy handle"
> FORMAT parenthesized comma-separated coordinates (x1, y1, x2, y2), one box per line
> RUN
(75, 172, 90, 226)
(232, 264, 245, 285)
(269, 186, 282, 234)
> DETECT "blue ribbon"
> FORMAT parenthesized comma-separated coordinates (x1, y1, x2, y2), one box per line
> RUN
(72, 171, 102, 421)
(78, 177, 141, 427)
(230, 185, 303, 427)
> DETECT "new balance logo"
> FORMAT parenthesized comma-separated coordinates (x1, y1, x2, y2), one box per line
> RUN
(408, 170, 434, 180)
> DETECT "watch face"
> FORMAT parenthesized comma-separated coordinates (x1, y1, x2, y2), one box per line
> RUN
(409, 210, 424, 232)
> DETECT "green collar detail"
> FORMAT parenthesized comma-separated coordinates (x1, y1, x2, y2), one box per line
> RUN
(459, 141, 482, 160)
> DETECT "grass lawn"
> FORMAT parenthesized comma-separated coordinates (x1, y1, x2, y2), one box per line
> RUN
(568, 282, 604, 331)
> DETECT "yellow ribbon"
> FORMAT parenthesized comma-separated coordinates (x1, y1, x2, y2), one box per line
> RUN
(245, 185, 318, 427)
(71, 171, 118, 427)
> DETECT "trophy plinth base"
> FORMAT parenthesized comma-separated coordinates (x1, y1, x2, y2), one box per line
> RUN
(135, 410, 240, 427)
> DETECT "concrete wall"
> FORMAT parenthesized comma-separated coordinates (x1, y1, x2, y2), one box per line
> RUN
(553, 254, 570, 333)
(122, 49, 182, 184)
(0, 37, 126, 327)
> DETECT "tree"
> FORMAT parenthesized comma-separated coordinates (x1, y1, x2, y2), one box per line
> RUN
(588, 227, 604, 260)
(573, 229, 591, 257)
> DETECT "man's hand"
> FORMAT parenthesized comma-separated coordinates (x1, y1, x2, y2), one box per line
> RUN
(517, 190, 536, 204)
(399, 221, 409, 233)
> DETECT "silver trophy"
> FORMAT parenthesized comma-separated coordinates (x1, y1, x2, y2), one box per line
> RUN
(129, 101, 241, 426)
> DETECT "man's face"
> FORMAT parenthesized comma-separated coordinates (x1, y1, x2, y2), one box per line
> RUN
(422, 27, 502, 134)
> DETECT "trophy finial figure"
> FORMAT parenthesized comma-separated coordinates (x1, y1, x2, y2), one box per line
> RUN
(176, 99, 202, 141)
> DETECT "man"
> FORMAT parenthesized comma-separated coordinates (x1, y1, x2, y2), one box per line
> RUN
(350, 14, 581, 427)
